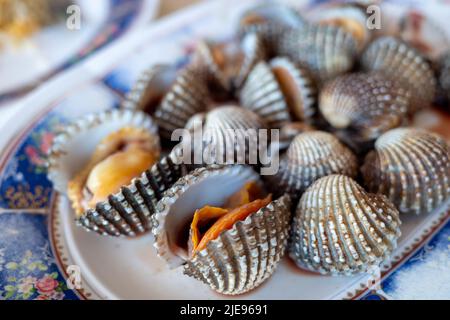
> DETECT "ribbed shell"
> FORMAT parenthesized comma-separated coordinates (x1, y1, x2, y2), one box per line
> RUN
(290, 174, 401, 275)
(47, 109, 158, 194)
(77, 156, 187, 236)
(361, 128, 450, 215)
(195, 33, 265, 92)
(319, 72, 410, 142)
(239, 58, 316, 128)
(185, 194, 291, 295)
(361, 36, 436, 113)
(278, 24, 357, 84)
(238, 3, 306, 56)
(152, 165, 291, 295)
(266, 131, 358, 198)
(122, 64, 210, 139)
(191, 106, 268, 166)
(310, 5, 370, 52)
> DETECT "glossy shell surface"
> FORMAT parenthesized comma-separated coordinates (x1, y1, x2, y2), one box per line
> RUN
(279, 24, 357, 83)
(122, 64, 210, 139)
(362, 128, 450, 215)
(238, 3, 306, 56)
(152, 165, 291, 295)
(266, 131, 358, 198)
(290, 174, 401, 275)
(240, 58, 316, 128)
(361, 36, 436, 113)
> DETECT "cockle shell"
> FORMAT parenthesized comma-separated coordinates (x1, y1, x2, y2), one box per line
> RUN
(278, 24, 357, 84)
(238, 3, 306, 57)
(361, 128, 450, 215)
(47, 109, 159, 194)
(319, 72, 410, 143)
(122, 64, 210, 139)
(309, 4, 371, 52)
(194, 33, 265, 93)
(290, 174, 401, 275)
(361, 36, 437, 113)
(174, 105, 268, 167)
(240, 57, 316, 128)
(265, 131, 358, 198)
(278, 121, 316, 150)
(46, 109, 187, 237)
(77, 155, 187, 236)
(152, 165, 292, 295)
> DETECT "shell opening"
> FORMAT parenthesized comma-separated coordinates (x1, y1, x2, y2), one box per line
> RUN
(163, 168, 262, 262)
(189, 182, 269, 255)
(67, 127, 160, 217)
(271, 62, 304, 120)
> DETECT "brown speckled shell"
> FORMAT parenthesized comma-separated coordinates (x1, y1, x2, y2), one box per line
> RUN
(265, 131, 358, 198)
(319, 72, 410, 143)
(361, 128, 450, 215)
(361, 36, 436, 113)
(290, 174, 401, 275)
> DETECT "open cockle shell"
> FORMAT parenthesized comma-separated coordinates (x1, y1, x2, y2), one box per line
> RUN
(46, 109, 188, 237)
(122, 64, 210, 139)
(319, 72, 410, 143)
(290, 174, 401, 276)
(77, 155, 187, 236)
(194, 33, 266, 92)
(238, 3, 306, 56)
(361, 36, 437, 113)
(240, 58, 316, 128)
(152, 165, 292, 295)
(47, 109, 159, 195)
(279, 23, 357, 84)
(361, 128, 450, 215)
(265, 131, 358, 198)
(176, 105, 268, 167)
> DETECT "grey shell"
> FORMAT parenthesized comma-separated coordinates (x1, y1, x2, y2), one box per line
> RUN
(278, 24, 357, 84)
(238, 3, 306, 56)
(265, 131, 358, 198)
(361, 128, 450, 215)
(195, 33, 266, 91)
(361, 36, 436, 113)
(122, 64, 210, 139)
(290, 174, 401, 275)
(152, 165, 292, 295)
(177, 106, 268, 167)
(77, 155, 187, 237)
(239, 58, 316, 128)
